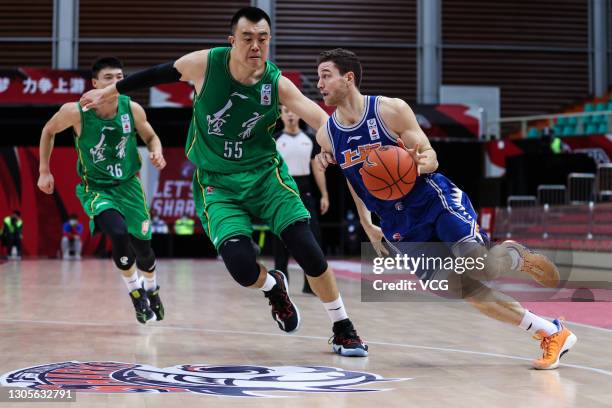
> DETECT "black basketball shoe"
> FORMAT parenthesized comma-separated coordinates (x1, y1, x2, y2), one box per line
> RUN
(331, 318, 369, 357)
(145, 285, 165, 321)
(264, 270, 301, 333)
(129, 288, 155, 324)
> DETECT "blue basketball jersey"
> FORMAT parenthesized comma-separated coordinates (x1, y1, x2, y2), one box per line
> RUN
(327, 95, 486, 248)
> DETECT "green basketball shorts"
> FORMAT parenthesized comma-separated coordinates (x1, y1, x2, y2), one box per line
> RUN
(76, 175, 152, 240)
(192, 156, 310, 250)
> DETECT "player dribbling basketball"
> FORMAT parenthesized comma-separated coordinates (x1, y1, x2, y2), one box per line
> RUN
(315, 48, 577, 370)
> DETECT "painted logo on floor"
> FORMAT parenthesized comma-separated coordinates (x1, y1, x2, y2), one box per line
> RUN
(0, 361, 406, 397)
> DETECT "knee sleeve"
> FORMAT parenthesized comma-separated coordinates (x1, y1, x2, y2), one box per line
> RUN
(280, 221, 328, 277)
(130, 236, 156, 272)
(219, 235, 260, 287)
(95, 210, 135, 270)
(110, 234, 134, 270)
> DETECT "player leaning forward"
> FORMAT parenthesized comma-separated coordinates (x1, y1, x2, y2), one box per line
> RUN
(315, 48, 577, 369)
(80, 7, 367, 356)
(38, 57, 166, 324)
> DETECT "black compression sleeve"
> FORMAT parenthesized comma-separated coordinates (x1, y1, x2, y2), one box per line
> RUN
(115, 62, 182, 94)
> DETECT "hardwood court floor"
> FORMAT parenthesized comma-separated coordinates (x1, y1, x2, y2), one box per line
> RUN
(0, 259, 611, 407)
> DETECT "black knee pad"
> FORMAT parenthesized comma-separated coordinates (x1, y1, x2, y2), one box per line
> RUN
(219, 235, 260, 287)
(135, 252, 156, 272)
(130, 236, 156, 272)
(280, 221, 328, 277)
(110, 233, 135, 270)
(95, 210, 135, 270)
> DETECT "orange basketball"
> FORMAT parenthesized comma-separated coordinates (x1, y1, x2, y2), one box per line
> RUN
(359, 145, 417, 200)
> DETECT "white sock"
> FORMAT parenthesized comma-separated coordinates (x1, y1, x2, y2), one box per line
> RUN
(143, 274, 157, 291)
(261, 273, 276, 292)
(519, 310, 558, 336)
(323, 295, 349, 323)
(122, 270, 141, 292)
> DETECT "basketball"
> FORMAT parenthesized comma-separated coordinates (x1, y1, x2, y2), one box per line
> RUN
(359, 145, 417, 200)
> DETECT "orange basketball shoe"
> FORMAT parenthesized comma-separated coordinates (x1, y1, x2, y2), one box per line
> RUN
(533, 319, 577, 370)
(502, 240, 560, 288)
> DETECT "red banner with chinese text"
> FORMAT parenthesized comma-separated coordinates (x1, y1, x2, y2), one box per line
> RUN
(0, 68, 91, 104)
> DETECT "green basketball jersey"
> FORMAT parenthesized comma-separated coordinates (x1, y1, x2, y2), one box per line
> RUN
(76, 95, 141, 190)
(185, 47, 281, 173)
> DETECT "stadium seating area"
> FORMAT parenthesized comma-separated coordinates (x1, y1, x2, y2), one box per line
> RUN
(526, 99, 612, 138)
(493, 203, 612, 251)
(493, 163, 612, 251)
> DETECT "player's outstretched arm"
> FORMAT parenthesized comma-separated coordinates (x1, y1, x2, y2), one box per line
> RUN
(379, 97, 438, 174)
(279, 75, 335, 173)
(347, 181, 388, 257)
(38, 103, 80, 194)
(80, 50, 209, 111)
(314, 126, 336, 171)
(174, 49, 209, 94)
(278, 76, 328, 131)
(131, 102, 166, 170)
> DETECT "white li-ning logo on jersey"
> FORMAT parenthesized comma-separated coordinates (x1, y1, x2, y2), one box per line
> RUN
(121, 114, 131, 134)
(261, 84, 272, 105)
(367, 118, 380, 140)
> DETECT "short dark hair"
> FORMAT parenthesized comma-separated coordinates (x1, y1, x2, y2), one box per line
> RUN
(69, 213, 77, 219)
(91, 57, 123, 79)
(317, 48, 362, 88)
(12, 210, 20, 217)
(230, 7, 271, 34)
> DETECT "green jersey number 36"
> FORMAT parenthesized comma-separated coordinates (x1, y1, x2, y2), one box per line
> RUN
(107, 163, 123, 178)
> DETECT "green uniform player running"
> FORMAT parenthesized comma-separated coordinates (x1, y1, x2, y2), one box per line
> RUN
(80, 7, 368, 357)
(38, 57, 166, 325)
(75, 94, 151, 240)
(187, 46, 309, 249)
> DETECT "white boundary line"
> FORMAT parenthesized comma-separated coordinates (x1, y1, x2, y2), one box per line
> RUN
(563, 320, 612, 333)
(0, 318, 610, 377)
